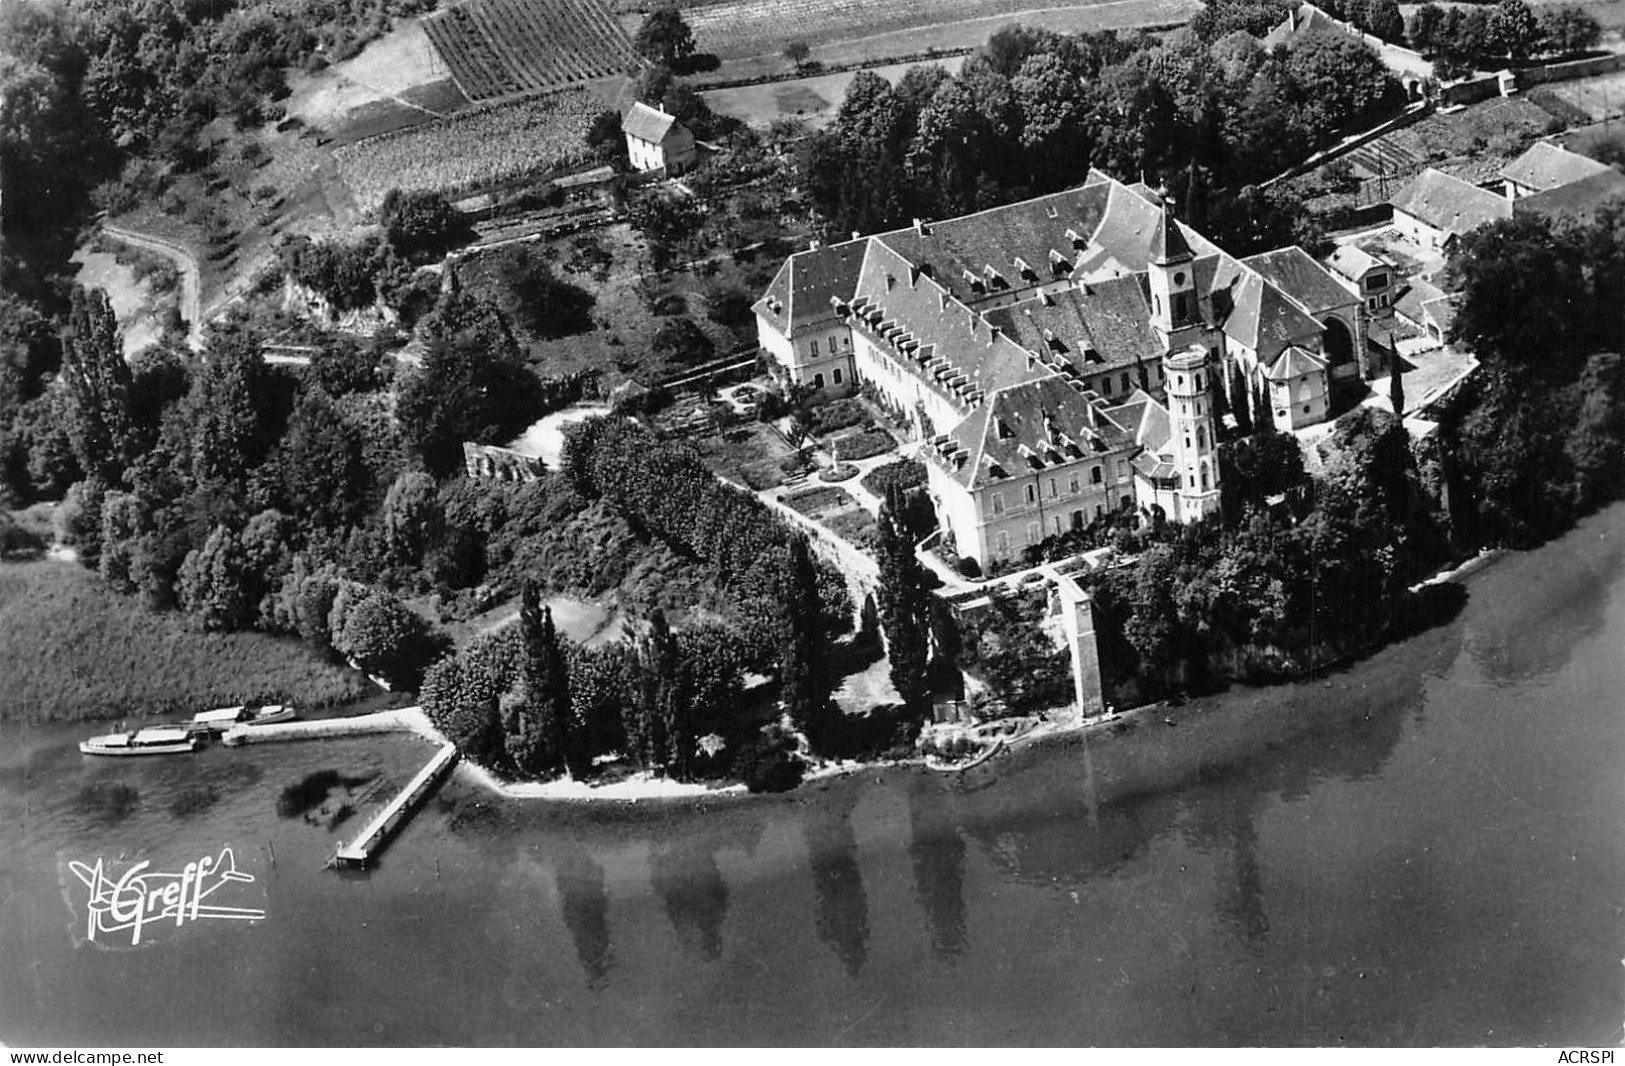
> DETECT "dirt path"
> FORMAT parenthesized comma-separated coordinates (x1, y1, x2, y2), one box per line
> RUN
(100, 225, 203, 352)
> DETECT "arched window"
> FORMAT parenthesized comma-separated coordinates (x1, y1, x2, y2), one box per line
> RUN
(813, 373, 825, 389)
(1200, 462, 1210, 491)
(1025, 484, 1037, 504)
(1196, 425, 1206, 450)
(1091, 465, 1103, 484)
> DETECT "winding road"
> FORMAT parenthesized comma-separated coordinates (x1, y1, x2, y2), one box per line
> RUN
(100, 224, 204, 352)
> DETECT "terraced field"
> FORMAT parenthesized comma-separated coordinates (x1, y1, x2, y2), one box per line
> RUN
(422, 0, 637, 101)
(334, 89, 601, 213)
(684, 0, 1162, 59)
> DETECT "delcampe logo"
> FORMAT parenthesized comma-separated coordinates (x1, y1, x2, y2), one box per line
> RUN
(66, 846, 267, 947)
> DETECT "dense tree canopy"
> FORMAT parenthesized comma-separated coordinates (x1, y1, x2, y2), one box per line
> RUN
(806, 22, 1399, 243)
(633, 4, 696, 68)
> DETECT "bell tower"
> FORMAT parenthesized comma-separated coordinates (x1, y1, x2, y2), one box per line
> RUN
(1148, 194, 1198, 346)
(1163, 344, 1221, 522)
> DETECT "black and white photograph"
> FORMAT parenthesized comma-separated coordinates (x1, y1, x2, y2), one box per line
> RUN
(2, 0, 1623, 1048)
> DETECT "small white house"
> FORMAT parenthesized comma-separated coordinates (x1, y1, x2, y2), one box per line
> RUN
(623, 101, 696, 175)
(1388, 168, 1510, 251)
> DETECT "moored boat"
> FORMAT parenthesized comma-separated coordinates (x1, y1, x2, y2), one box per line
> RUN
(188, 703, 297, 734)
(189, 705, 247, 735)
(245, 703, 295, 726)
(80, 726, 200, 757)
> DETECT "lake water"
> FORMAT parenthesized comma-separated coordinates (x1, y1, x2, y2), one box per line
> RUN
(3, 505, 1625, 1046)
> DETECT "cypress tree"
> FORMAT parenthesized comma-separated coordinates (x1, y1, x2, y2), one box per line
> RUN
(780, 536, 839, 750)
(1231, 363, 1253, 435)
(519, 579, 571, 776)
(877, 485, 932, 716)
(1389, 357, 1406, 417)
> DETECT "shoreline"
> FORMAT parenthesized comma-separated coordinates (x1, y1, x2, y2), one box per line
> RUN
(228, 544, 1511, 809)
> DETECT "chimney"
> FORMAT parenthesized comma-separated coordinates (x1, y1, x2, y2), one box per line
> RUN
(913, 218, 928, 235)
(851, 231, 860, 241)
(808, 238, 821, 251)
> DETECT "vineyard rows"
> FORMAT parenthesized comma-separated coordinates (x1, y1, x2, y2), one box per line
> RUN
(684, 0, 1122, 58)
(334, 89, 600, 213)
(422, 0, 636, 102)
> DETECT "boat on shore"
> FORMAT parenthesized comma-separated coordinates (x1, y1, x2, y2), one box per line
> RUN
(188, 704, 297, 734)
(80, 726, 200, 757)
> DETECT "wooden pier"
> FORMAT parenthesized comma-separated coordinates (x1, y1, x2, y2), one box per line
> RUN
(330, 742, 459, 870)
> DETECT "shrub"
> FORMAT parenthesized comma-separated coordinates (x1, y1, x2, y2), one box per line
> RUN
(830, 429, 894, 460)
(860, 459, 926, 497)
(731, 724, 804, 792)
(0, 514, 45, 559)
(331, 586, 451, 689)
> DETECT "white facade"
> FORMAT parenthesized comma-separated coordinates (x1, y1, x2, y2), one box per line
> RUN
(1163, 347, 1222, 521)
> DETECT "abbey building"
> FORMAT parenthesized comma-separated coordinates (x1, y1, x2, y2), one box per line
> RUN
(753, 170, 1368, 568)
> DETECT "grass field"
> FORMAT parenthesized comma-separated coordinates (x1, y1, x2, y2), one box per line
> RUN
(0, 560, 372, 723)
(695, 420, 796, 490)
(1544, 67, 1625, 121)
(685, 0, 1200, 65)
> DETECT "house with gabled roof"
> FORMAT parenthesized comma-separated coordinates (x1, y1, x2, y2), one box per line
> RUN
(1501, 141, 1612, 200)
(1390, 168, 1511, 250)
(755, 170, 1365, 566)
(752, 237, 868, 397)
(622, 101, 696, 175)
(1512, 167, 1625, 224)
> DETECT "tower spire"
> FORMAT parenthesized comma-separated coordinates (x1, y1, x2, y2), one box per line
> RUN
(1149, 193, 1193, 267)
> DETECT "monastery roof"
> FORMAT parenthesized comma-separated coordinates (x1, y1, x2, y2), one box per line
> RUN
(847, 239, 1047, 411)
(1421, 294, 1458, 336)
(1500, 141, 1612, 193)
(1243, 247, 1357, 315)
(1325, 243, 1390, 282)
(1222, 269, 1323, 363)
(623, 101, 683, 144)
(1104, 388, 1172, 453)
(1074, 181, 1222, 280)
(1265, 344, 1328, 381)
(927, 375, 1137, 490)
(1393, 275, 1445, 329)
(982, 275, 1161, 375)
(872, 177, 1116, 304)
(1391, 168, 1510, 236)
(1513, 167, 1625, 224)
(752, 238, 869, 336)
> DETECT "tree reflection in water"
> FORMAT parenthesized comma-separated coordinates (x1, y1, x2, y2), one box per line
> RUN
(553, 840, 614, 988)
(804, 790, 870, 977)
(906, 776, 967, 959)
(650, 839, 729, 962)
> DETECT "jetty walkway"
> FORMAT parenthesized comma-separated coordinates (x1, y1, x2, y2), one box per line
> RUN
(331, 742, 459, 869)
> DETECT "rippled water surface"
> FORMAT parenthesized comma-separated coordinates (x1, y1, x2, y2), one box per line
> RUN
(4, 507, 1625, 1046)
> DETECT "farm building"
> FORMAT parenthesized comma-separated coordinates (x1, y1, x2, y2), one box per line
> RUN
(755, 171, 1364, 567)
(1512, 167, 1625, 224)
(1500, 141, 1613, 199)
(1388, 168, 1511, 250)
(623, 102, 697, 175)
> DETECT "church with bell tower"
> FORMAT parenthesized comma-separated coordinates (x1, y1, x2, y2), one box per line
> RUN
(755, 168, 1357, 567)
